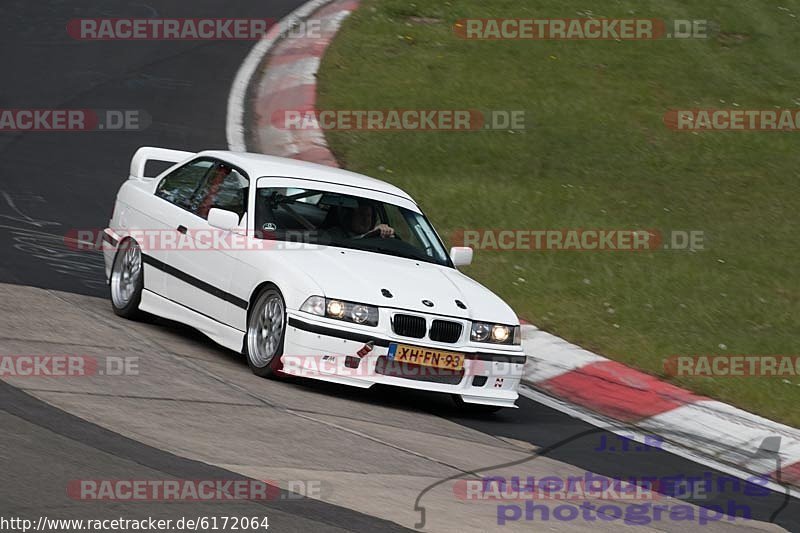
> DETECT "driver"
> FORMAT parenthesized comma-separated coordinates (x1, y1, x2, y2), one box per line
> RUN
(345, 202, 395, 238)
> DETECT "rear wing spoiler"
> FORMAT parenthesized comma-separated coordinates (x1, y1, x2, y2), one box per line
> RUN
(129, 146, 195, 179)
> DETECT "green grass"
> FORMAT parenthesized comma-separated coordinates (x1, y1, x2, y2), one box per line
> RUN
(316, 0, 800, 426)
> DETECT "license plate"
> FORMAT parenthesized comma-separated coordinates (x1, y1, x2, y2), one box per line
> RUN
(387, 343, 464, 371)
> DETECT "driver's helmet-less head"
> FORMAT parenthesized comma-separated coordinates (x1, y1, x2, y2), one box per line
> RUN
(343, 201, 377, 234)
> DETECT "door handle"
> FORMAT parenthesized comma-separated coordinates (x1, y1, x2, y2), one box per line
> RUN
(177, 225, 187, 234)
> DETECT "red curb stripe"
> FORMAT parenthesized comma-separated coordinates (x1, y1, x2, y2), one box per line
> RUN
(269, 46, 329, 65)
(271, 34, 333, 55)
(255, 84, 317, 128)
(538, 360, 706, 422)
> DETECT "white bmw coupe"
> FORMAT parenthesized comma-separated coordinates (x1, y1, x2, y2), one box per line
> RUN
(104, 147, 525, 410)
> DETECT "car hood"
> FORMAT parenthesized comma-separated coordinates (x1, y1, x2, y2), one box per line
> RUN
(290, 246, 518, 323)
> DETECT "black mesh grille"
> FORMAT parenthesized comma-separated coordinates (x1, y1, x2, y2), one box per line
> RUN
(429, 320, 463, 343)
(374, 356, 464, 385)
(392, 314, 426, 338)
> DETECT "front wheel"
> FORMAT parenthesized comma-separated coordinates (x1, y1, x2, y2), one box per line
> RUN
(246, 287, 286, 378)
(110, 239, 144, 319)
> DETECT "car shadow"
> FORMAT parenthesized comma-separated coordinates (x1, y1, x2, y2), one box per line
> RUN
(136, 312, 505, 419)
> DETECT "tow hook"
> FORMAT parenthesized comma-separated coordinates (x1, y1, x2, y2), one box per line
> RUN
(357, 341, 375, 357)
(345, 341, 375, 368)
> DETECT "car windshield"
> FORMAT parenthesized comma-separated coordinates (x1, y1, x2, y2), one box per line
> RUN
(254, 186, 451, 266)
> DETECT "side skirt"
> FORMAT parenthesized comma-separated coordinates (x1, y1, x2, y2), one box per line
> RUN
(140, 289, 245, 354)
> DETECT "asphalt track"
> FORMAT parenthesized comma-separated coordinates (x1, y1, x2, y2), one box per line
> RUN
(0, 1, 799, 531)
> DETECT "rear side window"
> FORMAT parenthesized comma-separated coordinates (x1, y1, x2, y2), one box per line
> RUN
(155, 159, 213, 209)
(193, 165, 249, 220)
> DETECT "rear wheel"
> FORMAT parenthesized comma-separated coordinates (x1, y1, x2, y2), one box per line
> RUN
(110, 239, 144, 319)
(246, 287, 286, 378)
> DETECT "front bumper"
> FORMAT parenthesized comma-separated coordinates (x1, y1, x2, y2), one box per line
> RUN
(282, 313, 526, 408)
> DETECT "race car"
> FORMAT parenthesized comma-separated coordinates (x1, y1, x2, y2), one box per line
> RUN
(103, 147, 526, 409)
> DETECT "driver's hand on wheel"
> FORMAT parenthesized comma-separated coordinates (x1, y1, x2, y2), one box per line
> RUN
(374, 223, 395, 238)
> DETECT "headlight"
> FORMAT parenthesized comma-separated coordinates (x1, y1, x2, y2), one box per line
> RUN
(300, 296, 379, 327)
(351, 304, 371, 324)
(327, 299, 345, 319)
(471, 322, 491, 342)
(471, 322, 521, 345)
(491, 325, 510, 343)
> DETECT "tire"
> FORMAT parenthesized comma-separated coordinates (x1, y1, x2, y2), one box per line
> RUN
(452, 395, 504, 414)
(245, 287, 286, 378)
(109, 239, 144, 319)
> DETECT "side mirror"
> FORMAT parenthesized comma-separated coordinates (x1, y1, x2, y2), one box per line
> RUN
(450, 246, 473, 267)
(207, 208, 240, 232)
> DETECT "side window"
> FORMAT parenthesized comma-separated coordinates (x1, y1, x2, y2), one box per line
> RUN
(155, 159, 213, 209)
(192, 163, 249, 220)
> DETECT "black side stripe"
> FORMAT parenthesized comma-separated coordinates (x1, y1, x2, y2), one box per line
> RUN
(470, 353, 527, 365)
(288, 318, 391, 347)
(142, 254, 249, 310)
(143, 289, 246, 333)
(287, 317, 527, 364)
